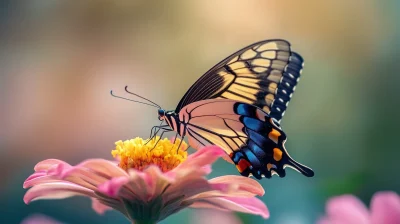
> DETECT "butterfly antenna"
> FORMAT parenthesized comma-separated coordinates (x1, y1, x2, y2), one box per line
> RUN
(125, 86, 161, 109)
(110, 90, 160, 108)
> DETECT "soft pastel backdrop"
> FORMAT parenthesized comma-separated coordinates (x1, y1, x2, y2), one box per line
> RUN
(1, 1, 399, 223)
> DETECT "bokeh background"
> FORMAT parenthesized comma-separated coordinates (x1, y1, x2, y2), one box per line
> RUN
(1, 1, 399, 223)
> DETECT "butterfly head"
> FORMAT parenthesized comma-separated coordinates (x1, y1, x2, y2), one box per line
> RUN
(158, 109, 166, 121)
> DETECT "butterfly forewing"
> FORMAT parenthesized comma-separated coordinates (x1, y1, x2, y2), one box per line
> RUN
(175, 39, 303, 122)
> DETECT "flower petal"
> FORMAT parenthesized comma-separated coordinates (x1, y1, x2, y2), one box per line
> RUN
(68, 159, 128, 178)
(187, 176, 265, 202)
(163, 168, 214, 202)
(91, 198, 113, 215)
(24, 182, 95, 204)
(370, 191, 400, 224)
(208, 175, 265, 196)
(188, 196, 269, 219)
(175, 146, 225, 172)
(34, 159, 71, 172)
(323, 195, 370, 224)
(98, 176, 129, 197)
(61, 167, 110, 190)
(24, 174, 60, 189)
(140, 165, 175, 200)
(37, 159, 129, 191)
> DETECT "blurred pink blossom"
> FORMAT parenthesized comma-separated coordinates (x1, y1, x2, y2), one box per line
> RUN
(21, 214, 63, 224)
(23, 146, 269, 223)
(318, 191, 400, 224)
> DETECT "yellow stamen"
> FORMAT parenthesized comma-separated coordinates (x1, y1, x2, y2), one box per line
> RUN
(111, 136, 188, 172)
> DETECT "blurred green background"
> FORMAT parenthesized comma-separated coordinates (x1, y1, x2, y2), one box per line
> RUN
(1, 1, 399, 223)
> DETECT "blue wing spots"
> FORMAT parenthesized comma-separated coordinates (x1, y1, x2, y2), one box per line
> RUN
(247, 139, 268, 159)
(240, 117, 270, 133)
(234, 103, 257, 117)
(241, 147, 262, 168)
(232, 151, 245, 163)
(246, 128, 271, 149)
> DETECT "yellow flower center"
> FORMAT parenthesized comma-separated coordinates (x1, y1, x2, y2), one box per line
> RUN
(111, 136, 188, 172)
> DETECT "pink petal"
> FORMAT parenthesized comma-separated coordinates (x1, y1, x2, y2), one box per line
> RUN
(24, 182, 95, 204)
(24, 175, 60, 189)
(323, 195, 370, 224)
(370, 191, 400, 224)
(40, 159, 129, 191)
(189, 196, 269, 219)
(34, 159, 71, 172)
(191, 209, 243, 224)
(60, 167, 110, 190)
(91, 198, 112, 215)
(140, 165, 175, 200)
(68, 159, 128, 178)
(24, 171, 56, 188)
(47, 162, 70, 177)
(163, 169, 214, 202)
(123, 170, 152, 202)
(98, 176, 129, 197)
(208, 175, 265, 197)
(176, 146, 225, 171)
(25, 171, 47, 182)
(200, 165, 212, 175)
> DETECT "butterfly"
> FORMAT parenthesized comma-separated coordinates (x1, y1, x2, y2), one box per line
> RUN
(112, 39, 314, 179)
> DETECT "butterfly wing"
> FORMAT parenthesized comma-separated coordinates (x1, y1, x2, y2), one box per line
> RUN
(180, 99, 314, 179)
(175, 39, 304, 122)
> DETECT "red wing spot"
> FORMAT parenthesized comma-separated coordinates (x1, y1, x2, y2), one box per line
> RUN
(229, 152, 234, 158)
(236, 159, 251, 173)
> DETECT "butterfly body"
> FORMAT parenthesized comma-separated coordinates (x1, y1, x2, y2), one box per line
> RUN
(146, 39, 314, 179)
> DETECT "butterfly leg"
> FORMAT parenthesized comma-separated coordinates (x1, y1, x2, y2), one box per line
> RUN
(148, 126, 158, 139)
(148, 121, 166, 139)
(172, 132, 180, 152)
(149, 125, 161, 139)
(172, 133, 186, 153)
(150, 127, 173, 150)
(146, 124, 170, 144)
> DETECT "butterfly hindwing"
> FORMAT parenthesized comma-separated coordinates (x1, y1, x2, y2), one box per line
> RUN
(180, 99, 314, 179)
(175, 40, 304, 122)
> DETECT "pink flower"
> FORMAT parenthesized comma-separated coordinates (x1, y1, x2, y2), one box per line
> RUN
(318, 191, 400, 224)
(21, 214, 63, 224)
(24, 137, 269, 223)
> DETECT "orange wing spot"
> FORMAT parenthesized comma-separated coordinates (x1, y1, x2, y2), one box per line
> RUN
(268, 129, 281, 144)
(236, 159, 251, 173)
(273, 148, 283, 161)
(266, 163, 273, 171)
